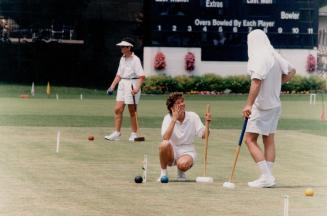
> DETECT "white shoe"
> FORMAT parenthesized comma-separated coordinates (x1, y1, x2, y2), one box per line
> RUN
(248, 175, 276, 188)
(157, 176, 162, 182)
(176, 169, 187, 181)
(128, 132, 138, 142)
(104, 131, 121, 141)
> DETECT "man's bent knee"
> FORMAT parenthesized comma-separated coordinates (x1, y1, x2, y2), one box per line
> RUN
(177, 162, 192, 172)
(159, 140, 170, 151)
(177, 156, 193, 171)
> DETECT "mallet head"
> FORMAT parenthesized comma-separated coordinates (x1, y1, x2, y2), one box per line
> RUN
(196, 176, 213, 183)
(223, 181, 235, 189)
(134, 137, 145, 142)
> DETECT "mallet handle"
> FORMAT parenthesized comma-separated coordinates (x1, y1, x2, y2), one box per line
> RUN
(203, 104, 211, 176)
(229, 146, 240, 182)
(229, 118, 248, 182)
(238, 118, 248, 146)
(131, 84, 137, 112)
(131, 84, 140, 134)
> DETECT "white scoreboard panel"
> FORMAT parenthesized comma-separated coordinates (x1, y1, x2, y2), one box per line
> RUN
(144, 0, 318, 61)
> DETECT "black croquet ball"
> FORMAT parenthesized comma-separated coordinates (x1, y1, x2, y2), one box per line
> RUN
(134, 175, 143, 184)
(107, 89, 113, 96)
(160, 175, 169, 183)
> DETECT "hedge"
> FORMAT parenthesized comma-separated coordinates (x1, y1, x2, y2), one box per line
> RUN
(142, 74, 326, 94)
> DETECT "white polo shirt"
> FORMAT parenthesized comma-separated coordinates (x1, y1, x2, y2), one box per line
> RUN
(250, 56, 293, 110)
(161, 111, 205, 146)
(117, 53, 145, 79)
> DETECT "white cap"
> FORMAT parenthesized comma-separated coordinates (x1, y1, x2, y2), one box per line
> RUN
(116, 41, 134, 47)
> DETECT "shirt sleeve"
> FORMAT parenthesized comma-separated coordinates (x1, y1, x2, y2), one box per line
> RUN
(274, 52, 295, 75)
(134, 56, 146, 77)
(250, 70, 264, 80)
(247, 58, 269, 80)
(280, 58, 294, 75)
(161, 115, 171, 138)
(285, 63, 295, 74)
(194, 113, 205, 138)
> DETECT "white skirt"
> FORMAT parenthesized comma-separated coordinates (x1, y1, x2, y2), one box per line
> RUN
(246, 105, 281, 136)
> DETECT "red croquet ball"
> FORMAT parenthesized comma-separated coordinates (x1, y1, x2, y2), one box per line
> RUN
(88, 135, 95, 141)
(19, 94, 29, 99)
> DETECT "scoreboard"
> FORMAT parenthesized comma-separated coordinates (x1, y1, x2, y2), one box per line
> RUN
(144, 0, 318, 61)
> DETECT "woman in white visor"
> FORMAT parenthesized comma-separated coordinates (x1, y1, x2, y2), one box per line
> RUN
(105, 37, 146, 142)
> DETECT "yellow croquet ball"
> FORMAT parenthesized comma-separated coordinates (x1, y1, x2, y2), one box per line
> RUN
(304, 188, 314, 197)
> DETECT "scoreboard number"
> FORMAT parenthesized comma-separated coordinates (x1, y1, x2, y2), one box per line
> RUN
(292, 27, 299, 34)
(278, 27, 283, 34)
(307, 28, 313, 34)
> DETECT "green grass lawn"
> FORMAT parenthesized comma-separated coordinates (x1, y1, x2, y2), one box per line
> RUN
(0, 85, 326, 216)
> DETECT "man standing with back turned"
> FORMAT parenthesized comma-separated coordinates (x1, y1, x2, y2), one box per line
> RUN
(242, 29, 296, 188)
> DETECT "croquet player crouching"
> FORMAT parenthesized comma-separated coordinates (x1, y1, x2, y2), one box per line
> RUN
(242, 29, 296, 188)
(158, 92, 211, 181)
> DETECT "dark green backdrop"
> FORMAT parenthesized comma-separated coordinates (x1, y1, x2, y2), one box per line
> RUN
(0, 0, 144, 87)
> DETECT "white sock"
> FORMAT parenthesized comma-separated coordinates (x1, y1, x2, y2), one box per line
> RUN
(160, 169, 167, 177)
(267, 161, 274, 173)
(177, 168, 185, 176)
(257, 160, 272, 178)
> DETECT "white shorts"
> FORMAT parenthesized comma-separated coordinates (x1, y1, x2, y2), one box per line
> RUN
(171, 143, 197, 164)
(116, 80, 141, 105)
(246, 105, 281, 136)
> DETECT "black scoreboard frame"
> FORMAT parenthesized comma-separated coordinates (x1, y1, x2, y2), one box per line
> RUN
(144, 0, 318, 61)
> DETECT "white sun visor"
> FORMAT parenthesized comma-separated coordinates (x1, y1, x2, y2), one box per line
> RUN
(116, 41, 133, 47)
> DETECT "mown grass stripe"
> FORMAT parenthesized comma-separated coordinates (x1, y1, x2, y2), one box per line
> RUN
(0, 114, 326, 135)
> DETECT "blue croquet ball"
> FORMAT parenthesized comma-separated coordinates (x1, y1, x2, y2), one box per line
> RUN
(134, 175, 143, 184)
(160, 175, 169, 183)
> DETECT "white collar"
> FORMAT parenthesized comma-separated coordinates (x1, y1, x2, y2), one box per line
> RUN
(175, 112, 189, 124)
(123, 52, 134, 58)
